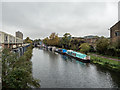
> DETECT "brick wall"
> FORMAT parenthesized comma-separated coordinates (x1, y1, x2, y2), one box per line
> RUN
(110, 21, 120, 43)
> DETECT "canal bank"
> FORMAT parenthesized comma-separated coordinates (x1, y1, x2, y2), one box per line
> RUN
(2, 45, 40, 89)
(89, 54, 120, 73)
(31, 48, 120, 88)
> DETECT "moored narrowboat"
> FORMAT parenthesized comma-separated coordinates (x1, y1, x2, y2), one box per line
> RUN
(52, 47, 56, 52)
(66, 50, 90, 63)
(55, 48, 67, 55)
(48, 46, 52, 51)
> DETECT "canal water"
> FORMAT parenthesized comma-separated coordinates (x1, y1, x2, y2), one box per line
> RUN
(31, 48, 120, 88)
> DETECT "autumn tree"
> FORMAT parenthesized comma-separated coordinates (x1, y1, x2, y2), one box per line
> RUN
(43, 33, 59, 46)
(48, 33, 59, 46)
(24, 37, 33, 43)
(43, 37, 49, 45)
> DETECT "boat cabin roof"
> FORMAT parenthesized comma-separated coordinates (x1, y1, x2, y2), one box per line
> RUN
(72, 51, 86, 56)
(67, 50, 87, 56)
(67, 50, 73, 52)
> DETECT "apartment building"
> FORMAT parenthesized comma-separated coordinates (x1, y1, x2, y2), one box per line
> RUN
(0, 31, 23, 49)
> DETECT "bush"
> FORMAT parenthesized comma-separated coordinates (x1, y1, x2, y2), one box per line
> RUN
(79, 43, 90, 54)
(96, 36, 109, 54)
(89, 45, 95, 52)
(2, 45, 40, 89)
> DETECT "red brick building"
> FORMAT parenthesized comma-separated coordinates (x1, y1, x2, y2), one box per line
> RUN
(110, 21, 120, 43)
(84, 35, 99, 47)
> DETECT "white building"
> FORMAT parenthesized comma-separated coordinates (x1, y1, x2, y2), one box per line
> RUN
(0, 31, 23, 49)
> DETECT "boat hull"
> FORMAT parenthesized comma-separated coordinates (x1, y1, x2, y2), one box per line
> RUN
(65, 53, 90, 63)
(55, 51, 66, 55)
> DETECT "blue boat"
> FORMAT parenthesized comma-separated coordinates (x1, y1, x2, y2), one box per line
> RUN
(56, 48, 67, 55)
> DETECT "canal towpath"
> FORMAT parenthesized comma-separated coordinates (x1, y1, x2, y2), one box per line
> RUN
(90, 53, 120, 62)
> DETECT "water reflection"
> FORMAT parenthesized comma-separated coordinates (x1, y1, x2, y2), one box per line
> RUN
(94, 64, 120, 88)
(31, 48, 119, 88)
(43, 49, 59, 60)
(61, 55, 90, 67)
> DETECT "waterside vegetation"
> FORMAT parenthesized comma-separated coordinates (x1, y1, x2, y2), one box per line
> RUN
(90, 55, 120, 72)
(2, 45, 40, 88)
(43, 33, 120, 72)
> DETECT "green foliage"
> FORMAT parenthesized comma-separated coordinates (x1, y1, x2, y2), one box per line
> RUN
(43, 33, 59, 46)
(89, 45, 95, 52)
(90, 55, 120, 71)
(95, 36, 120, 57)
(71, 45, 77, 51)
(24, 37, 33, 43)
(70, 39, 85, 51)
(106, 45, 116, 56)
(63, 33, 71, 38)
(96, 36, 109, 54)
(34, 39, 41, 42)
(48, 33, 59, 46)
(79, 43, 90, 54)
(60, 33, 71, 49)
(43, 37, 49, 45)
(115, 49, 120, 57)
(2, 46, 40, 88)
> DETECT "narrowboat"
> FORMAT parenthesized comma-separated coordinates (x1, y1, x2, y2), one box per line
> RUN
(66, 50, 90, 63)
(55, 48, 67, 55)
(48, 46, 52, 51)
(52, 47, 56, 52)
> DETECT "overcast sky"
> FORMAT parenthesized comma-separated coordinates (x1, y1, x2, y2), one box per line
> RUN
(1, 0, 119, 39)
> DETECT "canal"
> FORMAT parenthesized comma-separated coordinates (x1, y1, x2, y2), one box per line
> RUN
(31, 48, 120, 88)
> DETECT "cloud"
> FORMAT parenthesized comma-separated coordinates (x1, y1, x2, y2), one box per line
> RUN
(1, 0, 120, 2)
(2, 1, 118, 39)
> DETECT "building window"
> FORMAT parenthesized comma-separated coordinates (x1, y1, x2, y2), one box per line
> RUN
(5, 36, 8, 41)
(115, 31, 120, 36)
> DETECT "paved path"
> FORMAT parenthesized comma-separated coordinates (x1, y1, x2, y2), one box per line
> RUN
(91, 54, 120, 62)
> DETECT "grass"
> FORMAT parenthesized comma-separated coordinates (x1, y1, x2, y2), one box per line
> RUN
(89, 52, 119, 59)
(90, 55, 119, 65)
(90, 54, 120, 71)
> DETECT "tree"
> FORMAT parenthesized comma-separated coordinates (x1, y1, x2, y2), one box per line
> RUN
(49, 33, 56, 40)
(2, 47, 40, 88)
(61, 33, 72, 49)
(106, 45, 116, 56)
(79, 43, 90, 54)
(34, 39, 41, 42)
(48, 33, 59, 46)
(89, 45, 95, 52)
(70, 38, 85, 51)
(43, 33, 59, 46)
(43, 37, 49, 45)
(53, 35, 59, 46)
(24, 37, 33, 43)
(96, 36, 109, 54)
(63, 33, 71, 38)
